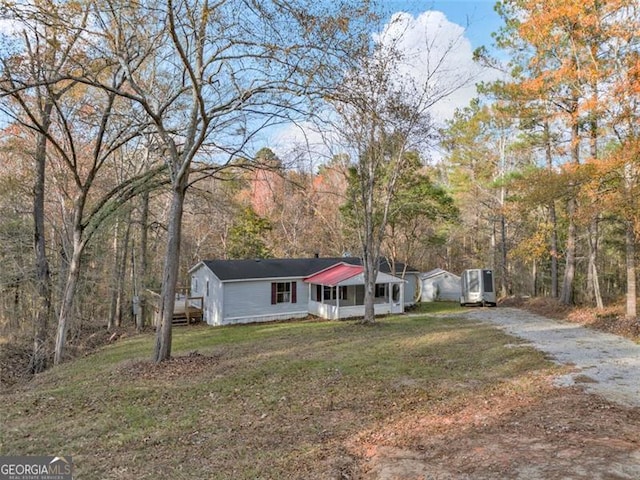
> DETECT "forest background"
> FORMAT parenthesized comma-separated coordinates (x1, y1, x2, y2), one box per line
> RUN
(1, 0, 640, 376)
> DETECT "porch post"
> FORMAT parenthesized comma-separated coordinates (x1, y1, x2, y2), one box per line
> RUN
(336, 284, 340, 320)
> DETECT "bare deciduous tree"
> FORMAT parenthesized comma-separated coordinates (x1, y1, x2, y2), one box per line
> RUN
(80, 0, 375, 361)
(327, 15, 477, 322)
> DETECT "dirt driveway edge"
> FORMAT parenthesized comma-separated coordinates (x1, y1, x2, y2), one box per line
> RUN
(463, 307, 640, 408)
(360, 307, 640, 480)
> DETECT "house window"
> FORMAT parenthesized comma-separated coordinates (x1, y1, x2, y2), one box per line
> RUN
(192, 276, 199, 293)
(322, 285, 347, 301)
(278, 282, 291, 303)
(483, 270, 494, 293)
(271, 281, 297, 304)
(375, 284, 387, 298)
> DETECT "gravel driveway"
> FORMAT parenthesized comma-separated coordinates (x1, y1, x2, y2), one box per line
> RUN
(464, 307, 640, 408)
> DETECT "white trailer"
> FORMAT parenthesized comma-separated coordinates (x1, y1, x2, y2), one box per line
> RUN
(460, 269, 496, 307)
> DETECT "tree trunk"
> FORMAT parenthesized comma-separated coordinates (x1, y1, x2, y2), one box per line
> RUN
(153, 183, 187, 363)
(549, 202, 559, 298)
(115, 215, 132, 327)
(108, 212, 132, 330)
(361, 221, 378, 324)
(500, 208, 508, 297)
(53, 185, 91, 366)
(586, 90, 603, 310)
(53, 232, 83, 365)
(359, 151, 379, 325)
(625, 222, 637, 320)
(560, 109, 580, 306)
(136, 189, 150, 332)
(107, 217, 121, 332)
(31, 102, 53, 374)
(362, 247, 377, 324)
(544, 122, 558, 298)
(560, 198, 576, 306)
(587, 219, 603, 309)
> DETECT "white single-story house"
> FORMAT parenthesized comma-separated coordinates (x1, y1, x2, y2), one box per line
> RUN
(189, 257, 419, 326)
(419, 268, 461, 302)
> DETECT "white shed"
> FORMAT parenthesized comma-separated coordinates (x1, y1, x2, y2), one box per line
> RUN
(420, 269, 461, 302)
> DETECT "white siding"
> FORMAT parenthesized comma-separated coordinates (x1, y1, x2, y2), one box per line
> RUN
(209, 276, 224, 325)
(222, 279, 308, 324)
(421, 272, 461, 302)
(190, 264, 224, 325)
(403, 273, 419, 306)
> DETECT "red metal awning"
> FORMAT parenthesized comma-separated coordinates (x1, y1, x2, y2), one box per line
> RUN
(303, 263, 363, 286)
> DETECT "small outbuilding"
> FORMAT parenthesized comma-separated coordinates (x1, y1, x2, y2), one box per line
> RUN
(419, 268, 461, 302)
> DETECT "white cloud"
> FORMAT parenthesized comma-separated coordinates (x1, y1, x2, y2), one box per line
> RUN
(374, 10, 495, 124)
(270, 118, 343, 171)
(0, 19, 21, 38)
(271, 10, 499, 165)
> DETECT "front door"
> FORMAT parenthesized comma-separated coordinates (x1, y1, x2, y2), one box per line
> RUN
(355, 285, 365, 305)
(390, 283, 403, 314)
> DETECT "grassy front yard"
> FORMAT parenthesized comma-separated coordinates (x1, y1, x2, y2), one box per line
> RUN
(1, 307, 558, 479)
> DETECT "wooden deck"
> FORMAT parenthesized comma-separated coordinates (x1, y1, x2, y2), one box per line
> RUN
(148, 289, 204, 326)
(171, 298, 204, 325)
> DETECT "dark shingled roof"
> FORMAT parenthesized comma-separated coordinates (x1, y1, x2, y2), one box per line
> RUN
(199, 257, 417, 281)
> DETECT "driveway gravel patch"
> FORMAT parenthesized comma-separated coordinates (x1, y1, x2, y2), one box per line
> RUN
(362, 307, 640, 480)
(464, 307, 640, 408)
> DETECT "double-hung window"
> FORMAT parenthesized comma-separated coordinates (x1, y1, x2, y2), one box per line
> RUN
(271, 281, 297, 304)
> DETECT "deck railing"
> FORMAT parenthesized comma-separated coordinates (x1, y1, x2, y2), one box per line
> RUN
(146, 288, 204, 325)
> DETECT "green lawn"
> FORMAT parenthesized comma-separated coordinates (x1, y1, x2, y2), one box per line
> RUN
(0, 309, 557, 479)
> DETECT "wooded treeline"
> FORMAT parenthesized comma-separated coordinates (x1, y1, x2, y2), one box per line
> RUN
(0, 0, 386, 368)
(448, 0, 640, 317)
(1, 0, 639, 374)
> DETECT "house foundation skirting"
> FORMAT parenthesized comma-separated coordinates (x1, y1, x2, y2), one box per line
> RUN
(308, 301, 401, 320)
(222, 311, 309, 325)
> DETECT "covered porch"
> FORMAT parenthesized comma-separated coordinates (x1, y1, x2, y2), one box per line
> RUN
(303, 262, 404, 320)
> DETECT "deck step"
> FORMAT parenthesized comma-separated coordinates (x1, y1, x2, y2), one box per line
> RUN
(171, 313, 203, 326)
